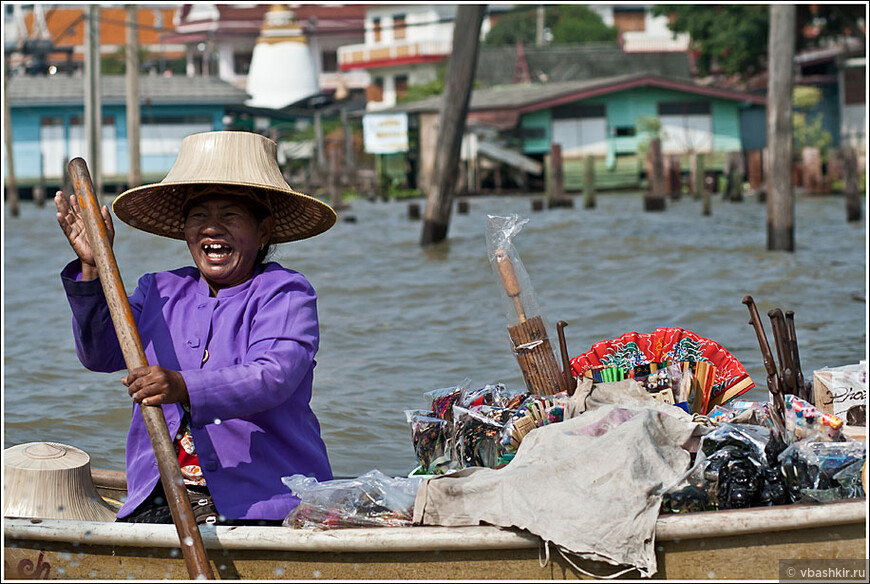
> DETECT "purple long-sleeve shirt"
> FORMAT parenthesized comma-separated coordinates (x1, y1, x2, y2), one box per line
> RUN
(61, 260, 332, 520)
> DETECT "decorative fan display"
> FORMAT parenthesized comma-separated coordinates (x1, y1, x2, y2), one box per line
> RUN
(570, 327, 755, 407)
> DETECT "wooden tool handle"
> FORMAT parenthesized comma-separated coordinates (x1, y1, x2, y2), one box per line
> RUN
(68, 158, 215, 580)
(556, 321, 573, 395)
(495, 247, 526, 322)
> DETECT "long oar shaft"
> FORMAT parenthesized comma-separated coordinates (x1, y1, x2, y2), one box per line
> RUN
(68, 158, 214, 580)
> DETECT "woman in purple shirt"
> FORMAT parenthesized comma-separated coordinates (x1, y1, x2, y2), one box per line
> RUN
(56, 131, 337, 525)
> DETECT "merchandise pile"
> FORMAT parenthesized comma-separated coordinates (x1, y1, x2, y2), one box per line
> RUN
(661, 394, 866, 513)
(405, 379, 568, 475)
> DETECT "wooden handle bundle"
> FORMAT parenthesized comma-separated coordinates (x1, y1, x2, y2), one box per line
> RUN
(494, 247, 565, 395)
(68, 158, 214, 580)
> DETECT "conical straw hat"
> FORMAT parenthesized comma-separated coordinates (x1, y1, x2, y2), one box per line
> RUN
(112, 131, 336, 243)
(3, 442, 117, 522)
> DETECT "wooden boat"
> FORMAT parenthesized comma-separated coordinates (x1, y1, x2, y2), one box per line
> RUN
(3, 469, 866, 580)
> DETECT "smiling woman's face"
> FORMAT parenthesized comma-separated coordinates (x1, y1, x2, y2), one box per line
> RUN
(184, 195, 272, 293)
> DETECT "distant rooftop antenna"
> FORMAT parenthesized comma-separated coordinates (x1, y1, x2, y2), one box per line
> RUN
(246, 4, 319, 110)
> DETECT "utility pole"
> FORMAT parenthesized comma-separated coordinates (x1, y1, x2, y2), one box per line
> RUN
(766, 4, 796, 251)
(536, 6, 545, 47)
(84, 5, 102, 198)
(420, 4, 485, 246)
(126, 5, 142, 189)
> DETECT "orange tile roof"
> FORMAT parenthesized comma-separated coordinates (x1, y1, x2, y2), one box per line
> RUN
(26, 7, 177, 49)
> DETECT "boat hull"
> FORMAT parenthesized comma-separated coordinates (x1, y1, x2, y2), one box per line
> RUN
(4, 499, 866, 580)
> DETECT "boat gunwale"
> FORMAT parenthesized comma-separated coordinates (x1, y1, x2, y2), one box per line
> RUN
(4, 498, 866, 553)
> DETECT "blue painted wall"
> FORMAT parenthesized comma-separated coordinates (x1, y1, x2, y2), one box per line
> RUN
(7, 104, 226, 184)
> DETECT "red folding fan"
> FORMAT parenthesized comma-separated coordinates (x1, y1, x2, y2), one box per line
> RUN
(570, 327, 755, 406)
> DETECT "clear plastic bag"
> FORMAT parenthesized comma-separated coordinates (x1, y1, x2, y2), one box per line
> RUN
(485, 214, 545, 328)
(659, 450, 710, 514)
(424, 379, 470, 423)
(778, 439, 866, 502)
(460, 383, 506, 409)
(783, 394, 845, 442)
(404, 409, 451, 475)
(452, 405, 511, 469)
(281, 470, 423, 529)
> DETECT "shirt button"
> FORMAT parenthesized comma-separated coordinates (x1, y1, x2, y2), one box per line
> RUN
(197, 304, 206, 310)
(205, 461, 217, 472)
(187, 337, 200, 348)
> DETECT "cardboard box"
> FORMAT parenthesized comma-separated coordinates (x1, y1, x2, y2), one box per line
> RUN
(813, 362, 867, 438)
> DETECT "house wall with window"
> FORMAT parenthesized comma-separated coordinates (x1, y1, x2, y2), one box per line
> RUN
(520, 86, 744, 158)
(7, 104, 226, 187)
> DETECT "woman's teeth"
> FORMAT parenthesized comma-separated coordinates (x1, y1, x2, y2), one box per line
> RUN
(204, 243, 230, 258)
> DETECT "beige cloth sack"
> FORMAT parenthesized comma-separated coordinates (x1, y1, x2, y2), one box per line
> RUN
(413, 380, 702, 577)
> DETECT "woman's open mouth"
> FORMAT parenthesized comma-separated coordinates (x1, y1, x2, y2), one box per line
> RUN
(203, 243, 232, 260)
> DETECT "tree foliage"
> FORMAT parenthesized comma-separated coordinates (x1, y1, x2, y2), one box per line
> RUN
(484, 5, 618, 46)
(653, 4, 866, 78)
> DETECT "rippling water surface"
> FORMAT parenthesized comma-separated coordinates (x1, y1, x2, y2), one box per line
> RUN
(3, 192, 867, 477)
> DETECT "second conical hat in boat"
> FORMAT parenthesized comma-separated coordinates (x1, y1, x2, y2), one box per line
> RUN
(3, 442, 117, 522)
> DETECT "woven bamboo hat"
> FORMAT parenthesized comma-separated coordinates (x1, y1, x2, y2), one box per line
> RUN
(3, 442, 117, 522)
(113, 131, 336, 243)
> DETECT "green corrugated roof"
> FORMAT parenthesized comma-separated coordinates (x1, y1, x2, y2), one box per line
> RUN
(474, 44, 692, 87)
(7, 75, 249, 107)
(381, 73, 765, 115)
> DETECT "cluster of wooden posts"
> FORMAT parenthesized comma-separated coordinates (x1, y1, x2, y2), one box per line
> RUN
(534, 139, 864, 223)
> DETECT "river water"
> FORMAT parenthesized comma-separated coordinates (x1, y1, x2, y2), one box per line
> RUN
(3, 192, 867, 478)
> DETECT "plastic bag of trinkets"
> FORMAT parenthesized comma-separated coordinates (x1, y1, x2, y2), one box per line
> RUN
(695, 423, 791, 509)
(282, 470, 423, 529)
(452, 405, 514, 469)
(493, 385, 530, 410)
(778, 439, 866, 503)
(405, 410, 451, 475)
(424, 378, 471, 423)
(783, 394, 845, 442)
(459, 383, 510, 409)
(659, 451, 711, 514)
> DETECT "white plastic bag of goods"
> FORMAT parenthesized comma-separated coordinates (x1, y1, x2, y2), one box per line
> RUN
(813, 361, 867, 426)
(363, 113, 409, 154)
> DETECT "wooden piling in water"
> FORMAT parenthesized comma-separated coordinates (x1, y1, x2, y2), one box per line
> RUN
(843, 146, 862, 223)
(766, 4, 796, 251)
(3, 70, 19, 217)
(328, 142, 348, 211)
(726, 151, 744, 202)
(547, 143, 565, 200)
(420, 5, 485, 245)
(408, 202, 421, 220)
(583, 155, 596, 208)
(644, 138, 666, 211)
(691, 152, 704, 200)
(457, 199, 469, 214)
(748, 150, 764, 191)
(33, 184, 46, 207)
(667, 154, 682, 199)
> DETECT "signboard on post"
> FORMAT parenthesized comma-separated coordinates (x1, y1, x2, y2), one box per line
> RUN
(363, 113, 409, 154)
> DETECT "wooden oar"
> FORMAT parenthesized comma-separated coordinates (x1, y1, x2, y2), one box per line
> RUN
(68, 158, 214, 580)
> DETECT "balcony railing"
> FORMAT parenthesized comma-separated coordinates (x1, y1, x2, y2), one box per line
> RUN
(319, 70, 371, 91)
(338, 38, 453, 69)
(621, 32, 690, 53)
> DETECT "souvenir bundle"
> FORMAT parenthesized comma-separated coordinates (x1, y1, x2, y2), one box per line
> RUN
(407, 381, 570, 475)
